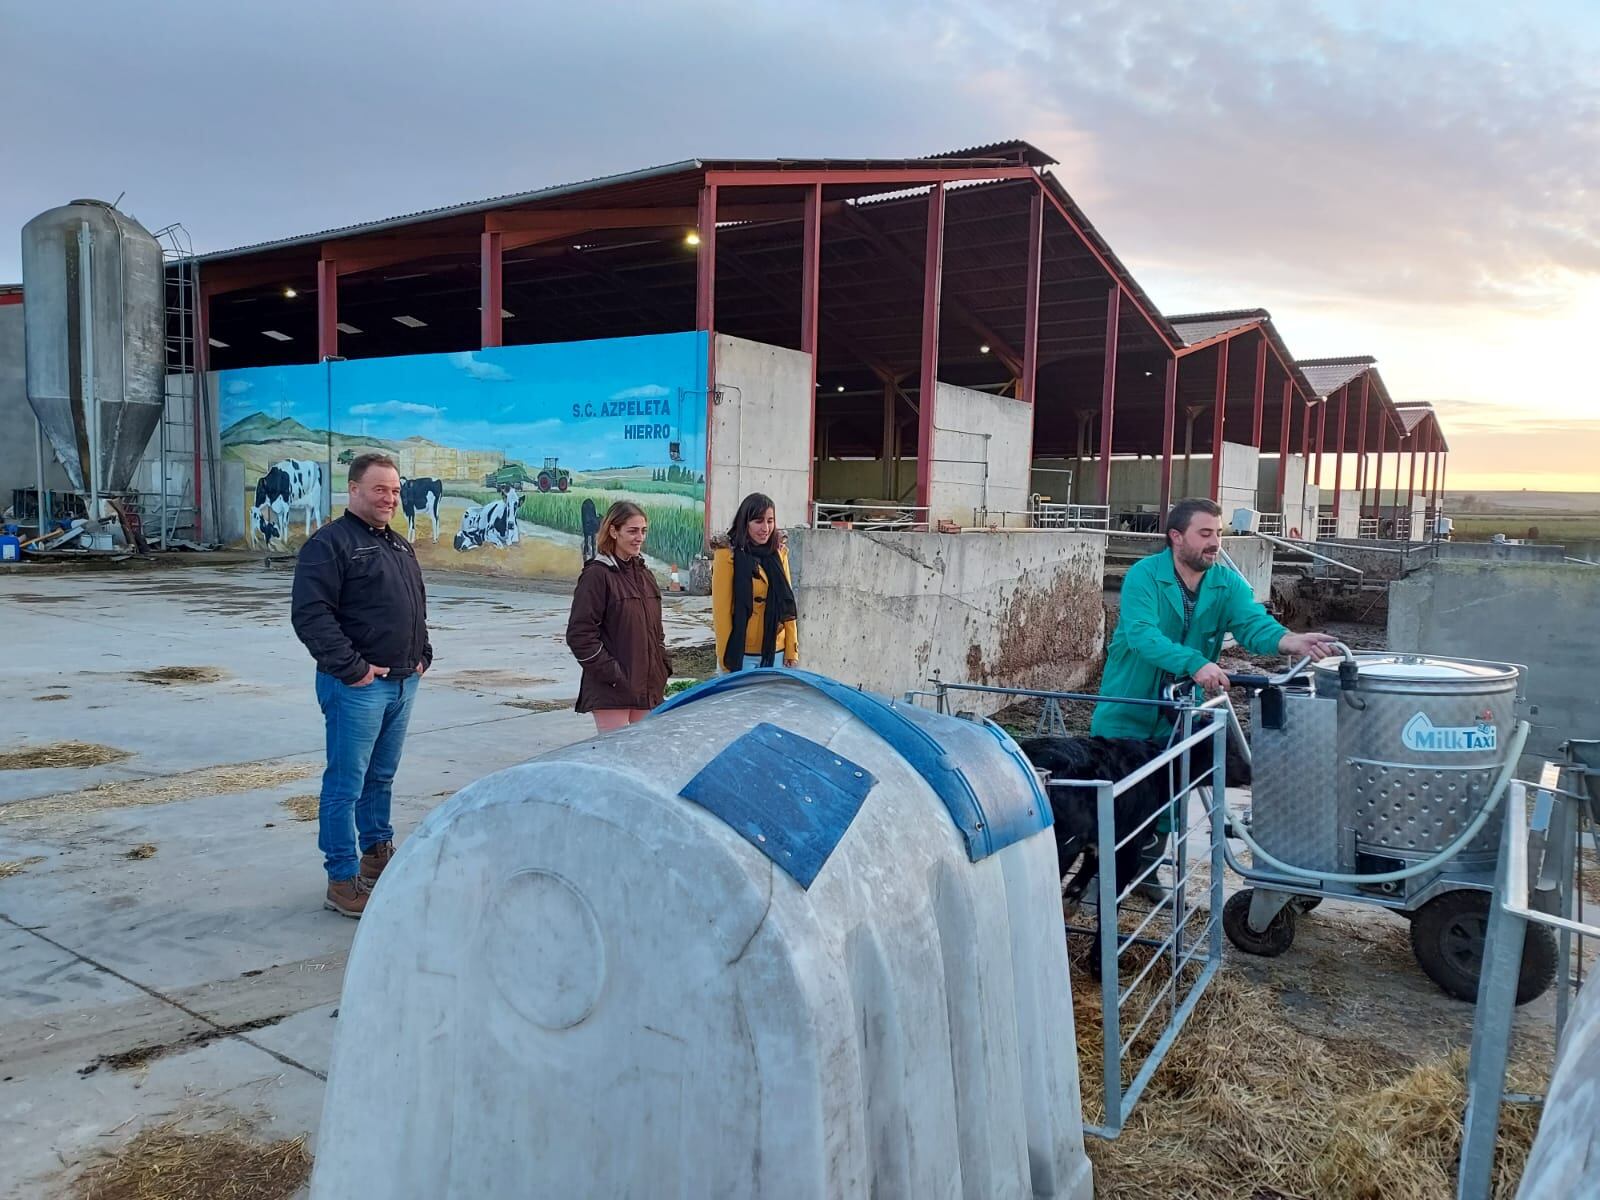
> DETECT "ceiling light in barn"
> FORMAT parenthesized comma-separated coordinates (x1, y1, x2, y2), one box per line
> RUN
(684, 230, 701, 246)
(393, 315, 428, 328)
(336, 322, 362, 335)
(836, 385, 846, 393)
(262, 330, 292, 341)
(501, 308, 514, 319)
(979, 344, 991, 355)
(207, 337, 229, 348)
(283, 287, 298, 299)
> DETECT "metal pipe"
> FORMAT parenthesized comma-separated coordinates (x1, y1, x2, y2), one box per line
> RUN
(1254, 529, 1364, 574)
(34, 415, 48, 535)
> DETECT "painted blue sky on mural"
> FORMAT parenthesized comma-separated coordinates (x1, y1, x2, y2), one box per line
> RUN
(218, 332, 708, 471)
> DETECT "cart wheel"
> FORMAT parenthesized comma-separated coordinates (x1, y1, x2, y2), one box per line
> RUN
(1409, 890, 1558, 1005)
(1223, 889, 1297, 957)
(1291, 896, 1323, 913)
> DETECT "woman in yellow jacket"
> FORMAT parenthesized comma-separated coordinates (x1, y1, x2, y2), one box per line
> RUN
(713, 492, 799, 672)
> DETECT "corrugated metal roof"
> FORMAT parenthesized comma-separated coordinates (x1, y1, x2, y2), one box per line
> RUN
(1394, 403, 1432, 434)
(194, 144, 1055, 264)
(1297, 356, 1376, 398)
(1169, 310, 1267, 346)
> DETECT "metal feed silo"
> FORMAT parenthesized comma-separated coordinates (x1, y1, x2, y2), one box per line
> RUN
(21, 199, 166, 501)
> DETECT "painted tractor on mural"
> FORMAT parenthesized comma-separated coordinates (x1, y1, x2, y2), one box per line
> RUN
(484, 457, 570, 494)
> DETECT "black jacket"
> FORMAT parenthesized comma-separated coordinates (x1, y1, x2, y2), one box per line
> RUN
(292, 512, 434, 684)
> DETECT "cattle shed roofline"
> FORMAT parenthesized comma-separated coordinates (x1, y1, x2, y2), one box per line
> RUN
(193, 143, 1058, 264)
(1169, 308, 1317, 401)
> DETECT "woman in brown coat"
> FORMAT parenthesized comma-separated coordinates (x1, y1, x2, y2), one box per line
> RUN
(566, 501, 670, 732)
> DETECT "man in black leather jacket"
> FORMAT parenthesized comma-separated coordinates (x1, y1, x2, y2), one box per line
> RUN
(292, 453, 433, 918)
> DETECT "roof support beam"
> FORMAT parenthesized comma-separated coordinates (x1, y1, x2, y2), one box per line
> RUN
(1159, 356, 1178, 515)
(1208, 340, 1229, 501)
(1355, 375, 1371, 504)
(801, 183, 822, 508)
(1276, 379, 1293, 510)
(1098, 284, 1121, 505)
(317, 258, 338, 361)
(1314, 399, 1327, 487)
(1372, 414, 1388, 523)
(837, 207, 1024, 376)
(1020, 188, 1044, 407)
(480, 232, 503, 349)
(916, 185, 946, 513)
(1332, 384, 1349, 519)
(704, 166, 1037, 187)
(1251, 337, 1268, 448)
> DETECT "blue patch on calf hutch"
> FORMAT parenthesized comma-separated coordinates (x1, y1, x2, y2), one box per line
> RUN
(659, 668, 1052, 865)
(679, 722, 876, 888)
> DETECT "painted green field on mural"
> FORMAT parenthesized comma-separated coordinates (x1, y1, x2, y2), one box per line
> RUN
(447, 485, 706, 568)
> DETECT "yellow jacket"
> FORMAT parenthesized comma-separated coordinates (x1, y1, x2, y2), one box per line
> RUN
(711, 546, 799, 667)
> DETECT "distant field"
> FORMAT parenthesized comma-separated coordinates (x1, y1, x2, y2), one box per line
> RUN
(1450, 514, 1600, 541)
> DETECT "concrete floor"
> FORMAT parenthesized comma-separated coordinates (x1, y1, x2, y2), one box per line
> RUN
(0, 563, 713, 1198)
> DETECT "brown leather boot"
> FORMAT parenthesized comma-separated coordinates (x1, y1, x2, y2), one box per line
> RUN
(324, 877, 369, 918)
(359, 841, 395, 884)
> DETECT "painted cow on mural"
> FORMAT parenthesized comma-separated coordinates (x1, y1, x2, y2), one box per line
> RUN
(581, 498, 600, 563)
(250, 459, 324, 549)
(453, 487, 522, 551)
(399, 476, 444, 543)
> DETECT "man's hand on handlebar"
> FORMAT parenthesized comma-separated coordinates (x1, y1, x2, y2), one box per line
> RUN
(1279, 631, 1340, 662)
(1191, 662, 1231, 695)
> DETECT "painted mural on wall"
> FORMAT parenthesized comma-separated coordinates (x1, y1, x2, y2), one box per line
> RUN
(217, 332, 709, 580)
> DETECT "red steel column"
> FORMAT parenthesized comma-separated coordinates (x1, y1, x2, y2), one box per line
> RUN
(916, 184, 946, 513)
(1406, 434, 1418, 523)
(1421, 430, 1435, 511)
(1097, 284, 1121, 505)
(696, 184, 718, 537)
(1020, 188, 1043, 407)
(1373, 417, 1387, 527)
(1208, 340, 1229, 500)
(1250, 337, 1268, 447)
(317, 258, 338, 361)
(800, 183, 822, 507)
(1314, 398, 1327, 486)
(195, 284, 211, 541)
(480, 231, 503, 349)
(1354, 375, 1370, 510)
(1440, 454, 1448, 510)
(1159, 356, 1177, 514)
(1275, 378, 1292, 509)
(1331, 384, 1349, 518)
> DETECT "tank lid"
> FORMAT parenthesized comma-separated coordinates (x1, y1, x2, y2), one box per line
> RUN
(1312, 653, 1518, 681)
(68, 199, 117, 209)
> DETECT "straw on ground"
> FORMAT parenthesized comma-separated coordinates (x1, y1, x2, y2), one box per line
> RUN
(0, 742, 131, 772)
(72, 1118, 311, 1200)
(0, 760, 318, 823)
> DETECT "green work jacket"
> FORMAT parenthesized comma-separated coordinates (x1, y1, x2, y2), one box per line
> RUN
(1090, 548, 1288, 741)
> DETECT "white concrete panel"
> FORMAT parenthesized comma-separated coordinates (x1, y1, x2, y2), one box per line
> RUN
(927, 383, 1032, 525)
(709, 336, 813, 534)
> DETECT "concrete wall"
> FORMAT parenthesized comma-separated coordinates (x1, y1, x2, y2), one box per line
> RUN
(1390, 561, 1600, 767)
(1217, 440, 1259, 520)
(787, 528, 1107, 710)
(926, 383, 1032, 525)
(710, 335, 813, 534)
(1221, 535, 1273, 602)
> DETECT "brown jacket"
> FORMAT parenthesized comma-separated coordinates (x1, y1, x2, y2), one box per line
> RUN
(567, 554, 670, 712)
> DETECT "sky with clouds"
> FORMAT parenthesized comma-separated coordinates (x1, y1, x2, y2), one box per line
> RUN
(5, 0, 1595, 490)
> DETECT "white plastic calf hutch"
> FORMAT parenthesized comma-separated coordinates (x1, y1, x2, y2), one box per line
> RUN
(311, 669, 1095, 1200)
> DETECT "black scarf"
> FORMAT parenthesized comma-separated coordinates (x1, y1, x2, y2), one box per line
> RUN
(726, 541, 797, 670)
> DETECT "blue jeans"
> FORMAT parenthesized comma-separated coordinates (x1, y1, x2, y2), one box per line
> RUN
(314, 672, 419, 882)
(726, 654, 785, 673)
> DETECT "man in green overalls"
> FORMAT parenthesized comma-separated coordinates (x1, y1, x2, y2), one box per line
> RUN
(1092, 497, 1337, 898)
